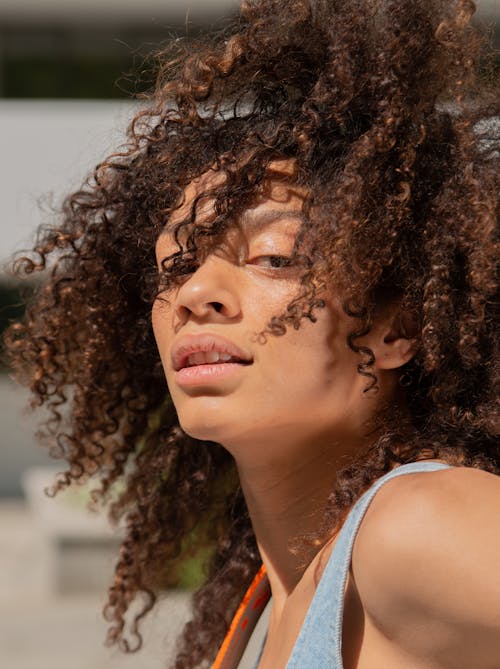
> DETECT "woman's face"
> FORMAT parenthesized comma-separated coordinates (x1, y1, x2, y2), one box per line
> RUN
(152, 167, 385, 465)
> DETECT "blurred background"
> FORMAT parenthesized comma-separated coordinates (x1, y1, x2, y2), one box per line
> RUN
(0, 1, 498, 668)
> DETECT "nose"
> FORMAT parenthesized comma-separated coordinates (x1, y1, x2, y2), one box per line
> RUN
(174, 255, 241, 323)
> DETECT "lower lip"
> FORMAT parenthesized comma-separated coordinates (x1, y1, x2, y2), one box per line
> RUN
(175, 362, 249, 387)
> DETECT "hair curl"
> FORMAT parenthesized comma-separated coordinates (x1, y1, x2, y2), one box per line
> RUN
(3, 1, 499, 667)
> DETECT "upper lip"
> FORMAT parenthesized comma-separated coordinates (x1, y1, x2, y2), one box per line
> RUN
(171, 333, 253, 371)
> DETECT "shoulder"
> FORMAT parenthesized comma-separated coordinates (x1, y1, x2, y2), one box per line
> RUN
(355, 464, 500, 555)
(361, 463, 500, 535)
(351, 464, 500, 666)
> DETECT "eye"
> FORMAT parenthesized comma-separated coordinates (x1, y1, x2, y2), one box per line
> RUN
(250, 255, 293, 269)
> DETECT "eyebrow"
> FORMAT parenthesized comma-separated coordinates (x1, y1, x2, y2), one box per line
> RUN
(157, 208, 305, 243)
(239, 209, 305, 230)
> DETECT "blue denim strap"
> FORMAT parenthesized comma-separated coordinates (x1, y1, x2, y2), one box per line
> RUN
(284, 461, 453, 669)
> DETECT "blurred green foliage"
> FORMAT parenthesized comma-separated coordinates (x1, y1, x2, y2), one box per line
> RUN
(0, 281, 32, 335)
(0, 26, 174, 99)
(0, 280, 34, 371)
(4, 54, 135, 99)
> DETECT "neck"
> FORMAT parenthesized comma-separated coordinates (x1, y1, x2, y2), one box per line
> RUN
(236, 435, 359, 608)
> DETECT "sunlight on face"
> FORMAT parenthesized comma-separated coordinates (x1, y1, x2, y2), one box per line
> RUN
(152, 161, 384, 466)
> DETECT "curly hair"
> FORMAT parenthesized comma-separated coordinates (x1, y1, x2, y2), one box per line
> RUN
(3, 1, 499, 667)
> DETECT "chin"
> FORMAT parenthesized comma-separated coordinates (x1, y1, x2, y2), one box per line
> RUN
(177, 412, 259, 453)
(171, 391, 245, 443)
(177, 411, 229, 443)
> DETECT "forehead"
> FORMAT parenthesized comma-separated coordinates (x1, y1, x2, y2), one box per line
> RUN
(166, 159, 308, 232)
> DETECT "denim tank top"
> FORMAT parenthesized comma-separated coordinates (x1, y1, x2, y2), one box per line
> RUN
(251, 460, 453, 669)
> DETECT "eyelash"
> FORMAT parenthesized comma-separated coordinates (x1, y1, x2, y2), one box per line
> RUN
(250, 255, 293, 269)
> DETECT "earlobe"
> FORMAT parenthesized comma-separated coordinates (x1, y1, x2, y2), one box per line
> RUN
(376, 334, 418, 370)
(372, 310, 419, 370)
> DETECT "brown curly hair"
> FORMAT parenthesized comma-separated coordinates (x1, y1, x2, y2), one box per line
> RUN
(3, 0, 499, 667)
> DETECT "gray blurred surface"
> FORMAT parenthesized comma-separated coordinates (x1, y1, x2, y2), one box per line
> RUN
(0, 376, 47, 497)
(0, 100, 137, 265)
(0, 500, 191, 669)
(0, 0, 239, 26)
(0, 500, 268, 669)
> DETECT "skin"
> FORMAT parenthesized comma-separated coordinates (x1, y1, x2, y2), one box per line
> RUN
(152, 164, 500, 669)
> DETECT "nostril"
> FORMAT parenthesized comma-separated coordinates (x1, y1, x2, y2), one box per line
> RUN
(212, 302, 224, 313)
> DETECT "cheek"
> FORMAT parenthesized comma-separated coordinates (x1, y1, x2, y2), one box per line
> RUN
(262, 311, 358, 394)
(259, 324, 330, 387)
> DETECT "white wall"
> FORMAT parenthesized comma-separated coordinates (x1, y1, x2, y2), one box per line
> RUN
(0, 100, 138, 265)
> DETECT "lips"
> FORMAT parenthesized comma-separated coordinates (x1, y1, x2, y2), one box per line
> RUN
(171, 334, 253, 372)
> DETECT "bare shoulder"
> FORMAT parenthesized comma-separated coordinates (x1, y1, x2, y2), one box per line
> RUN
(365, 463, 500, 525)
(351, 464, 500, 667)
(355, 464, 500, 550)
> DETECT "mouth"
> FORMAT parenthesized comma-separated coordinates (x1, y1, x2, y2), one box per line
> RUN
(181, 350, 252, 369)
(172, 334, 253, 372)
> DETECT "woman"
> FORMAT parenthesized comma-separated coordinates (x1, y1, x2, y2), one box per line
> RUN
(4, 0, 499, 667)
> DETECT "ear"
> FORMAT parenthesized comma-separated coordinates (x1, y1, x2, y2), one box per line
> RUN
(369, 310, 418, 371)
